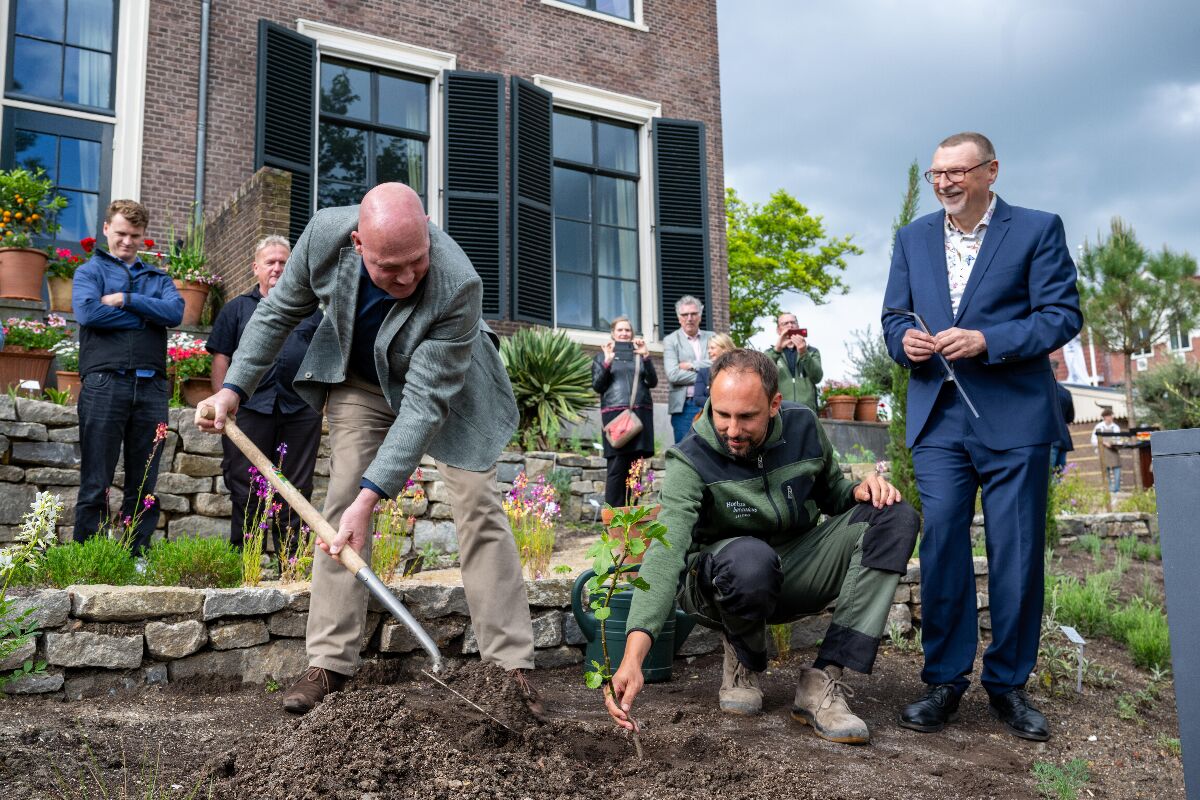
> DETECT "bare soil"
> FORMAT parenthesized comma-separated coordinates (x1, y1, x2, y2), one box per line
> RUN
(1, 547, 1183, 800)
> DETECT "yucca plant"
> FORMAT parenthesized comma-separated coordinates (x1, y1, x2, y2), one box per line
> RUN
(500, 327, 593, 449)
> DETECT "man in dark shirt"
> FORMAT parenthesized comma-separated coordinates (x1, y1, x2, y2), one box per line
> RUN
(207, 235, 322, 550)
(72, 199, 183, 552)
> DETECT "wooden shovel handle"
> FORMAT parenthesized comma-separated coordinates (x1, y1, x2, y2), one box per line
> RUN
(198, 407, 369, 575)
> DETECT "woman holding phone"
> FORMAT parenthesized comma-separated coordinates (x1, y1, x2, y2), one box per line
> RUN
(592, 316, 657, 507)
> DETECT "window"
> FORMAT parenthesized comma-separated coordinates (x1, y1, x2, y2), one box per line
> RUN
(1, 107, 111, 245)
(1169, 318, 1193, 352)
(1132, 325, 1153, 359)
(552, 110, 640, 331)
(555, 0, 633, 21)
(6, 0, 117, 112)
(317, 59, 429, 209)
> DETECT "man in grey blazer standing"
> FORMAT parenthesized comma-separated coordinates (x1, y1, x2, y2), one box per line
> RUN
(663, 295, 714, 442)
(197, 184, 540, 716)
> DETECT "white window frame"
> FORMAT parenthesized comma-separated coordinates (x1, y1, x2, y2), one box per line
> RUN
(533, 74, 661, 348)
(0, 0, 149, 201)
(539, 0, 648, 32)
(1169, 319, 1193, 353)
(296, 20, 455, 226)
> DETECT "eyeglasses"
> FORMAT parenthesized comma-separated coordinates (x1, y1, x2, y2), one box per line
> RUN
(923, 160, 993, 184)
(678, 311, 700, 318)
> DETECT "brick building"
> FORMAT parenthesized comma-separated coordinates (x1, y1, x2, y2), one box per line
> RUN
(0, 0, 728, 350)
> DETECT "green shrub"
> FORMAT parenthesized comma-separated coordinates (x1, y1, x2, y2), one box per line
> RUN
(1056, 464, 1108, 514)
(1116, 489, 1157, 514)
(500, 327, 594, 449)
(1052, 571, 1117, 638)
(40, 537, 138, 588)
(1111, 597, 1171, 670)
(142, 536, 241, 588)
(1134, 359, 1200, 431)
(1033, 758, 1090, 800)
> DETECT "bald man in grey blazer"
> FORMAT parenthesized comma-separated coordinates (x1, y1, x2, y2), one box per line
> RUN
(198, 184, 540, 716)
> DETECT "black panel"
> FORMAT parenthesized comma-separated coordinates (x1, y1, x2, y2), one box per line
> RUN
(444, 71, 504, 318)
(654, 118, 711, 334)
(510, 77, 554, 324)
(255, 20, 316, 245)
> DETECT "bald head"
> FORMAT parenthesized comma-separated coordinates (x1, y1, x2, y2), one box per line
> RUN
(352, 183, 431, 299)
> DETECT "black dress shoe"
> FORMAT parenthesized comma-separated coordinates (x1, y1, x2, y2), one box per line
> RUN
(898, 684, 961, 733)
(989, 689, 1050, 741)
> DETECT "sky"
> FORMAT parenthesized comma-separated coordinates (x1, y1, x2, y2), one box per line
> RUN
(716, 0, 1200, 380)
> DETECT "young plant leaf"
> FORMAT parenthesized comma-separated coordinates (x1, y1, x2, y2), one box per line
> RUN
(585, 671, 604, 689)
(595, 606, 612, 621)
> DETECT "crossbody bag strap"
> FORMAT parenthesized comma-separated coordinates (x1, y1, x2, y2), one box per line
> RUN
(627, 355, 642, 409)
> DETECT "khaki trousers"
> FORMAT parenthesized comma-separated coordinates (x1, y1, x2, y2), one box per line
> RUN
(306, 379, 535, 675)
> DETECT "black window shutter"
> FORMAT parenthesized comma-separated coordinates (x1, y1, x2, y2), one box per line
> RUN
(255, 21, 316, 246)
(443, 71, 505, 318)
(654, 118, 711, 335)
(509, 77, 554, 325)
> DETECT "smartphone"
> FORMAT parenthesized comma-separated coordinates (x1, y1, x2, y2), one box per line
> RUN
(785, 327, 808, 338)
(614, 341, 634, 360)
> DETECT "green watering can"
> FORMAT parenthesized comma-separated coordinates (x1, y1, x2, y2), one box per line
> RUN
(571, 568, 696, 683)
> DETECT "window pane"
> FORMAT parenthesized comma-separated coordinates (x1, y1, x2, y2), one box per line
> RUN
(597, 122, 637, 172)
(596, 226, 638, 279)
(57, 136, 101, 191)
(598, 278, 639, 332)
(553, 113, 592, 164)
(56, 189, 98, 242)
(317, 180, 363, 210)
(594, 0, 633, 20)
(319, 122, 366, 182)
(11, 38, 63, 101)
(320, 62, 370, 120)
(66, 0, 113, 50)
(556, 271, 592, 328)
(13, 129, 58, 183)
(554, 219, 590, 274)
(15, 0, 65, 40)
(64, 47, 111, 108)
(554, 167, 591, 221)
(595, 176, 636, 227)
(376, 134, 426, 193)
(378, 73, 428, 132)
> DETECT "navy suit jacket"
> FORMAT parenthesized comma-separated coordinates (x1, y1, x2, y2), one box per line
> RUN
(881, 196, 1083, 451)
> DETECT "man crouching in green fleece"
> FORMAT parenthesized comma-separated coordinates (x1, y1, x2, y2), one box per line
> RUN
(604, 349, 919, 744)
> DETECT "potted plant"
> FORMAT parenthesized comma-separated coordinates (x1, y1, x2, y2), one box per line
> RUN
(0, 315, 71, 392)
(50, 338, 81, 401)
(167, 331, 212, 406)
(855, 382, 881, 422)
(160, 212, 221, 326)
(45, 242, 87, 312)
(821, 380, 859, 421)
(0, 168, 67, 301)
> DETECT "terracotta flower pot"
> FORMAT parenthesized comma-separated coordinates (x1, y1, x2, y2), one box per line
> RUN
(55, 370, 81, 402)
(600, 504, 661, 565)
(47, 276, 73, 312)
(0, 347, 55, 392)
(0, 247, 49, 301)
(826, 395, 856, 420)
(180, 376, 213, 407)
(174, 279, 210, 326)
(855, 395, 879, 422)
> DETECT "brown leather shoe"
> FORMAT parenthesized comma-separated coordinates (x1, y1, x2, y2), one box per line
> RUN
(508, 669, 546, 721)
(282, 667, 348, 715)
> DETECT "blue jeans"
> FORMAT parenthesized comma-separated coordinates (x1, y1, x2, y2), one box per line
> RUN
(1106, 466, 1122, 493)
(671, 396, 702, 443)
(75, 371, 169, 553)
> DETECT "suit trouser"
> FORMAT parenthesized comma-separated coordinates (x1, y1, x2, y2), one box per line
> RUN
(305, 380, 536, 675)
(677, 501, 919, 673)
(912, 383, 1050, 696)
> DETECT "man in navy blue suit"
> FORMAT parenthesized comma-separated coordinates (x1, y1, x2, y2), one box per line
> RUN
(882, 132, 1082, 742)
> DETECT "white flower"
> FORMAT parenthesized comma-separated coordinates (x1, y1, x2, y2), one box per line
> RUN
(17, 491, 64, 551)
(0, 549, 14, 575)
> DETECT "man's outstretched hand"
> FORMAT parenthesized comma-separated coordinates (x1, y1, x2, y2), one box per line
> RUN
(604, 631, 651, 731)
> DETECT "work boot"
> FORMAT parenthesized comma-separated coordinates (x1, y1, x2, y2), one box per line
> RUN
(282, 666, 348, 715)
(508, 669, 546, 721)
(719, 634, 763, 715)
(791, 666, 870, 744)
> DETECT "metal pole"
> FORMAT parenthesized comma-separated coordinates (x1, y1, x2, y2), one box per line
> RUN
(193, 0, 212, 223)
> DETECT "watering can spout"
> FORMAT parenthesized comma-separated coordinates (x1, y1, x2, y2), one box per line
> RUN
(571, 569, 600, 642)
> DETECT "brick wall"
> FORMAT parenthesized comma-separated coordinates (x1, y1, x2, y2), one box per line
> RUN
(203, 168, 294, 300)
(140, 0, 728, 331)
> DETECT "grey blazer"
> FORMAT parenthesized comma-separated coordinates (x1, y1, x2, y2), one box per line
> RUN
(225, 205, 518, 497)
(662, 327, 714, 414)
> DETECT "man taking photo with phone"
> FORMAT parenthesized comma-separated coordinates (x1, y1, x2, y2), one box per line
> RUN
(767, 311, 822, 411)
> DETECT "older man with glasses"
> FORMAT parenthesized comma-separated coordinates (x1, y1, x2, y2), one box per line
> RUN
(882, 132, 1081, 743)
(662, 295, 714, 442)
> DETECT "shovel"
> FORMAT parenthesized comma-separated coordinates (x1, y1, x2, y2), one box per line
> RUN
(199, 407, 444, 673)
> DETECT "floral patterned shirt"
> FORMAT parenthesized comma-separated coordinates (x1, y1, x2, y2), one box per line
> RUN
(944, 193, 997, 316)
